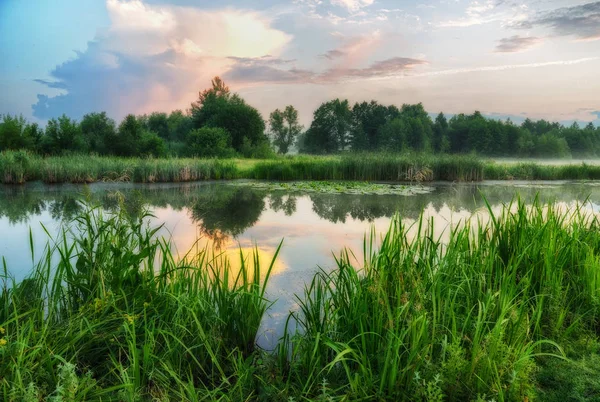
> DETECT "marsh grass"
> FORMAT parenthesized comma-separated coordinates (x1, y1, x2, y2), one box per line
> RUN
(1, 199, 600, 400)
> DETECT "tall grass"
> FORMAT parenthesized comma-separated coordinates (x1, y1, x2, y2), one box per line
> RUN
(283, 200, 600, 401)
(484, 161, 600, 180)
(5, 151, 600, 184)
(251, 153, 484, 182)
(0, 152, 239, 184)
(2, 200, 600, 400)
(0, 203, 279, 400)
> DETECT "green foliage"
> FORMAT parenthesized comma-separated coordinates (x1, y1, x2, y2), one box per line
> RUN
(191, 77, 267, 152)
(113, 114, 144, 156)
(185, 127, 235, 158)
(0, 115, 41, 152)
(41, 115, 85, 155)
(80, 112, 116, 155)
(145, 112, 170, 140)
(269, 105, 302, 154)
(138, 130, 167, 157)
(302, 99, 353, 154)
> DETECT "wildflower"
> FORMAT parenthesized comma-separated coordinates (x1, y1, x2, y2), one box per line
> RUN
(124, 314, 135, 324)
(94, 298, 103, 312)
(0, 338, 7, 347)
(0, 327, 5, 335)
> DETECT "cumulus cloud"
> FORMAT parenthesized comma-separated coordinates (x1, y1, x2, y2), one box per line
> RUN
(512, 1, 600, 41)
(32, 0, 291, 120)
(494, 35, 542, 53)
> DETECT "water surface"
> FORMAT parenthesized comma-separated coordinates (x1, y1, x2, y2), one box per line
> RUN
(1, 180, 599, 347)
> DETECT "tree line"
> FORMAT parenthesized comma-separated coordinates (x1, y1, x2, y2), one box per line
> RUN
(1, 76, 598, 158)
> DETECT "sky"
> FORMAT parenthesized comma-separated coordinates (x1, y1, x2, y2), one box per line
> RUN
(1, 0, 599, 127)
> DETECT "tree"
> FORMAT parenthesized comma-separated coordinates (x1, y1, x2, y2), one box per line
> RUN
(302, 99, 352, 154)
(350, 101, 399, 151)
(146, 112, 170, 141)
(41, 115, 85, 154)
(185, 127, 234, 157)
(432, 113, 448, 153)
(80, 112, 116, 155)
(191, 77, 266, 152)
(379, 118, 408, 152)
(269, 105, 303, 154)
(113, 114, 144, 156)
(167, 110, 193, 142)
(0, 114, 27, 151)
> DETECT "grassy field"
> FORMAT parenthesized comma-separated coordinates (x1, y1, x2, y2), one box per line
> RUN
(1, 200, 600, 400)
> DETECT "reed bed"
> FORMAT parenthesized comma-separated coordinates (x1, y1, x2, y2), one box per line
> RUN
(0, 152, 239, 184)
(2, 200, 600, 400)
(251, 153, 484, 182)
(484, 162, 600, 181)
(6, 150, 600, 184)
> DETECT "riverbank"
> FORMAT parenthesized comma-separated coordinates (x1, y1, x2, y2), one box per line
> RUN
(2, 201, 599, 400)
(2, 151, 600, 184)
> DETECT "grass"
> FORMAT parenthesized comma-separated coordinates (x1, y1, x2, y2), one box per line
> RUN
(2, 199, 600, 400)
(5, 150, 600, 184)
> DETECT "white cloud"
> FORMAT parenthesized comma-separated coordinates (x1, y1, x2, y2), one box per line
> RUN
(330, 0, 375, 12)
(34, 0, 292, 120)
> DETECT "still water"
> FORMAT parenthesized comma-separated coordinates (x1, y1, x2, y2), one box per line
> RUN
(1, 180, 600, 347)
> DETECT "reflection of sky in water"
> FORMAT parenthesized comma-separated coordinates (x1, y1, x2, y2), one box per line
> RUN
(2, 181, 600, 348)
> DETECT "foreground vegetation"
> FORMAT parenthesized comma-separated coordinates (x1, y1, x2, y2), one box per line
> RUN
(2, 200, 600, 400)
(4, 150, 600, 184)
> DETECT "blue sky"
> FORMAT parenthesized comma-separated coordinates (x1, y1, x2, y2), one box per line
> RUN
(1, 0, 599, 126)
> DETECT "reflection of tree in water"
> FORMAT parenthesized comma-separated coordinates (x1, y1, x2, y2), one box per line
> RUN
(48, 197, 84, 221)
(3, 181, 600, 234)
(306, 183, 600, 224)
(190, 187, 266, 247)
(268, 193, 297, 216)
(0, 188, 46, 224)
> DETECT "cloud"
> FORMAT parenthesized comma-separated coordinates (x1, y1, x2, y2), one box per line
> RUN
(330, 0, 374, 12)
(404, 57, 600, 78)
(512, 1, 600, 41)
(224, 56, 427, 84)
(318, 31, 382, 64)
(32, 0, 291, 120)
(494, 35, 542, 53)
(439, 0, 527, 28)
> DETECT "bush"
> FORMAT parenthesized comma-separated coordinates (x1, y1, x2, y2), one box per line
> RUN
(185, 127, 235, 157)
(139, 131, 167, 157)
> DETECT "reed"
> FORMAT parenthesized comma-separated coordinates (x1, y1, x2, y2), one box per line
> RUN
(1, 199, 600, 400)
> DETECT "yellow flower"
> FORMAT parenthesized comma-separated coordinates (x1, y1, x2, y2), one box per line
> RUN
(0, 327, 5, 335)
(94, 298, 103, 312)
(124, 314, 135, 324)
(0, 338, 7, 347)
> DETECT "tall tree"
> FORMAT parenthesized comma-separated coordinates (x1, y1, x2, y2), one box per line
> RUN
(146, 112, 170, 140)
(42, 115, 85, 154)
(432, 113, 448, 153)
(302, 99, 352, 154)
(351, 101, 399, 151)
(80, 112, 116, 155)
(269, 105, 303, 154)
(191, 77, 266, 152)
